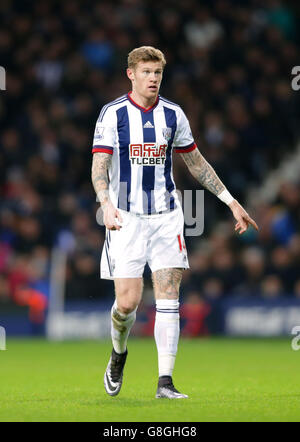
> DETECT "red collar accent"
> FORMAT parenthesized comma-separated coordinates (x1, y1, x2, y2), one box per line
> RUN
(127, 91, 159, 112)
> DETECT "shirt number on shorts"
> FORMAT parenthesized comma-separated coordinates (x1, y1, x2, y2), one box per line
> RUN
(177, 234, 186, 252)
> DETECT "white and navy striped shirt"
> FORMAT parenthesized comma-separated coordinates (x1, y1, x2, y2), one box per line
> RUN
(92, 92, 197, 215)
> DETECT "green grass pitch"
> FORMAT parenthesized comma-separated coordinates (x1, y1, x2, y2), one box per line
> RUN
(0, 337, 300, 422)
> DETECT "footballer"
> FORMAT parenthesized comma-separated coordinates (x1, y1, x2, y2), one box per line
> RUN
(91, 46, 258, 399)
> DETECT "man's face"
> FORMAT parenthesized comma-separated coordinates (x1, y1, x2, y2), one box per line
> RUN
(127, 61, 163, 100)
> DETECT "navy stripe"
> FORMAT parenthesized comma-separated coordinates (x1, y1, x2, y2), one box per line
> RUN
(93, 145, 114, 152)
(156, 310, 179, 313)
(160, 96, 180, 107)
(99, 95, 127, 120)
(104, 241, 112, 277)
(100, 97, 127, 122)
(105, 230, 112, 276)
(163, 106, 177, 211)
(117, 106, 131, 211)
(105, 230, 110, 248)
(99, 96, 127, 122)
(141, 110, 156, 214)
(99, 100, 118, 122)
(175, 142, 195, 151)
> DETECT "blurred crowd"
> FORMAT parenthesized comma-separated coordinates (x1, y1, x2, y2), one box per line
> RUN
(0, 0, 300, 314)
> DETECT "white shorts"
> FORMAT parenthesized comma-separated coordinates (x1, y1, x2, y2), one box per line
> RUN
(101, 207, 189, 279)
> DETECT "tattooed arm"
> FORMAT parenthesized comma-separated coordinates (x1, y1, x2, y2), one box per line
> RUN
(91, 152, 123, 230)
(180, 148, 226, 197)
(91, 152, 111, 207)
(180, 147, 259, 234)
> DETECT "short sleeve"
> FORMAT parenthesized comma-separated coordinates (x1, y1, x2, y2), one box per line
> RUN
(173, 108, 197, 153)
(92, 106, 117, 155)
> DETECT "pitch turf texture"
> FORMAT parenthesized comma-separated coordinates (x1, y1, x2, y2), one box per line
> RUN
(0, 337, 300, 422)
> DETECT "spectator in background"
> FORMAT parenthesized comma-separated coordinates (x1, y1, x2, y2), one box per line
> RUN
(209, 248, 244, 294)
(180, 291, 211, 337)
(267, 246, 298, 293)
(184, 7, 224, 50)
(288, 234, 300, 262)
(202, 278, 224, 300)
(0, 274, 11, 305)
(265, 0, 296, 40)
(260, 274, 285, 298)
(233, 247, 266, 296)
(81, 29, 114, 71)
(294, 280, 300, 299)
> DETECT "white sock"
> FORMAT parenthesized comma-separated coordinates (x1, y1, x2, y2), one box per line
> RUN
(154, 299, 180, 377)
(111, 300, 137, 354)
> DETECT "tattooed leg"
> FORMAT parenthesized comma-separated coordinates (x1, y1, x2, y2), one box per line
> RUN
(152, 268, 183, 300)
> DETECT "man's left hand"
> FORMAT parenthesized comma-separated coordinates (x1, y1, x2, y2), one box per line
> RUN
(229, 200, 259, 235)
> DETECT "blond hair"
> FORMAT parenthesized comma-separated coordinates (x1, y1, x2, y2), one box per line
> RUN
(128, 46, 166, 70)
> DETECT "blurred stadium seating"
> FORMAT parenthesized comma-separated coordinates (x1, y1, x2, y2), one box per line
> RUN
(0, 0, 300, 337)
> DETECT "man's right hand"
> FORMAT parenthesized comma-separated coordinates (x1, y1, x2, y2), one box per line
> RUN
(102, 200, 123, 231)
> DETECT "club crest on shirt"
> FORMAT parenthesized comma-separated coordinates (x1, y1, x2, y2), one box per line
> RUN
(162, 127, 172, 141)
